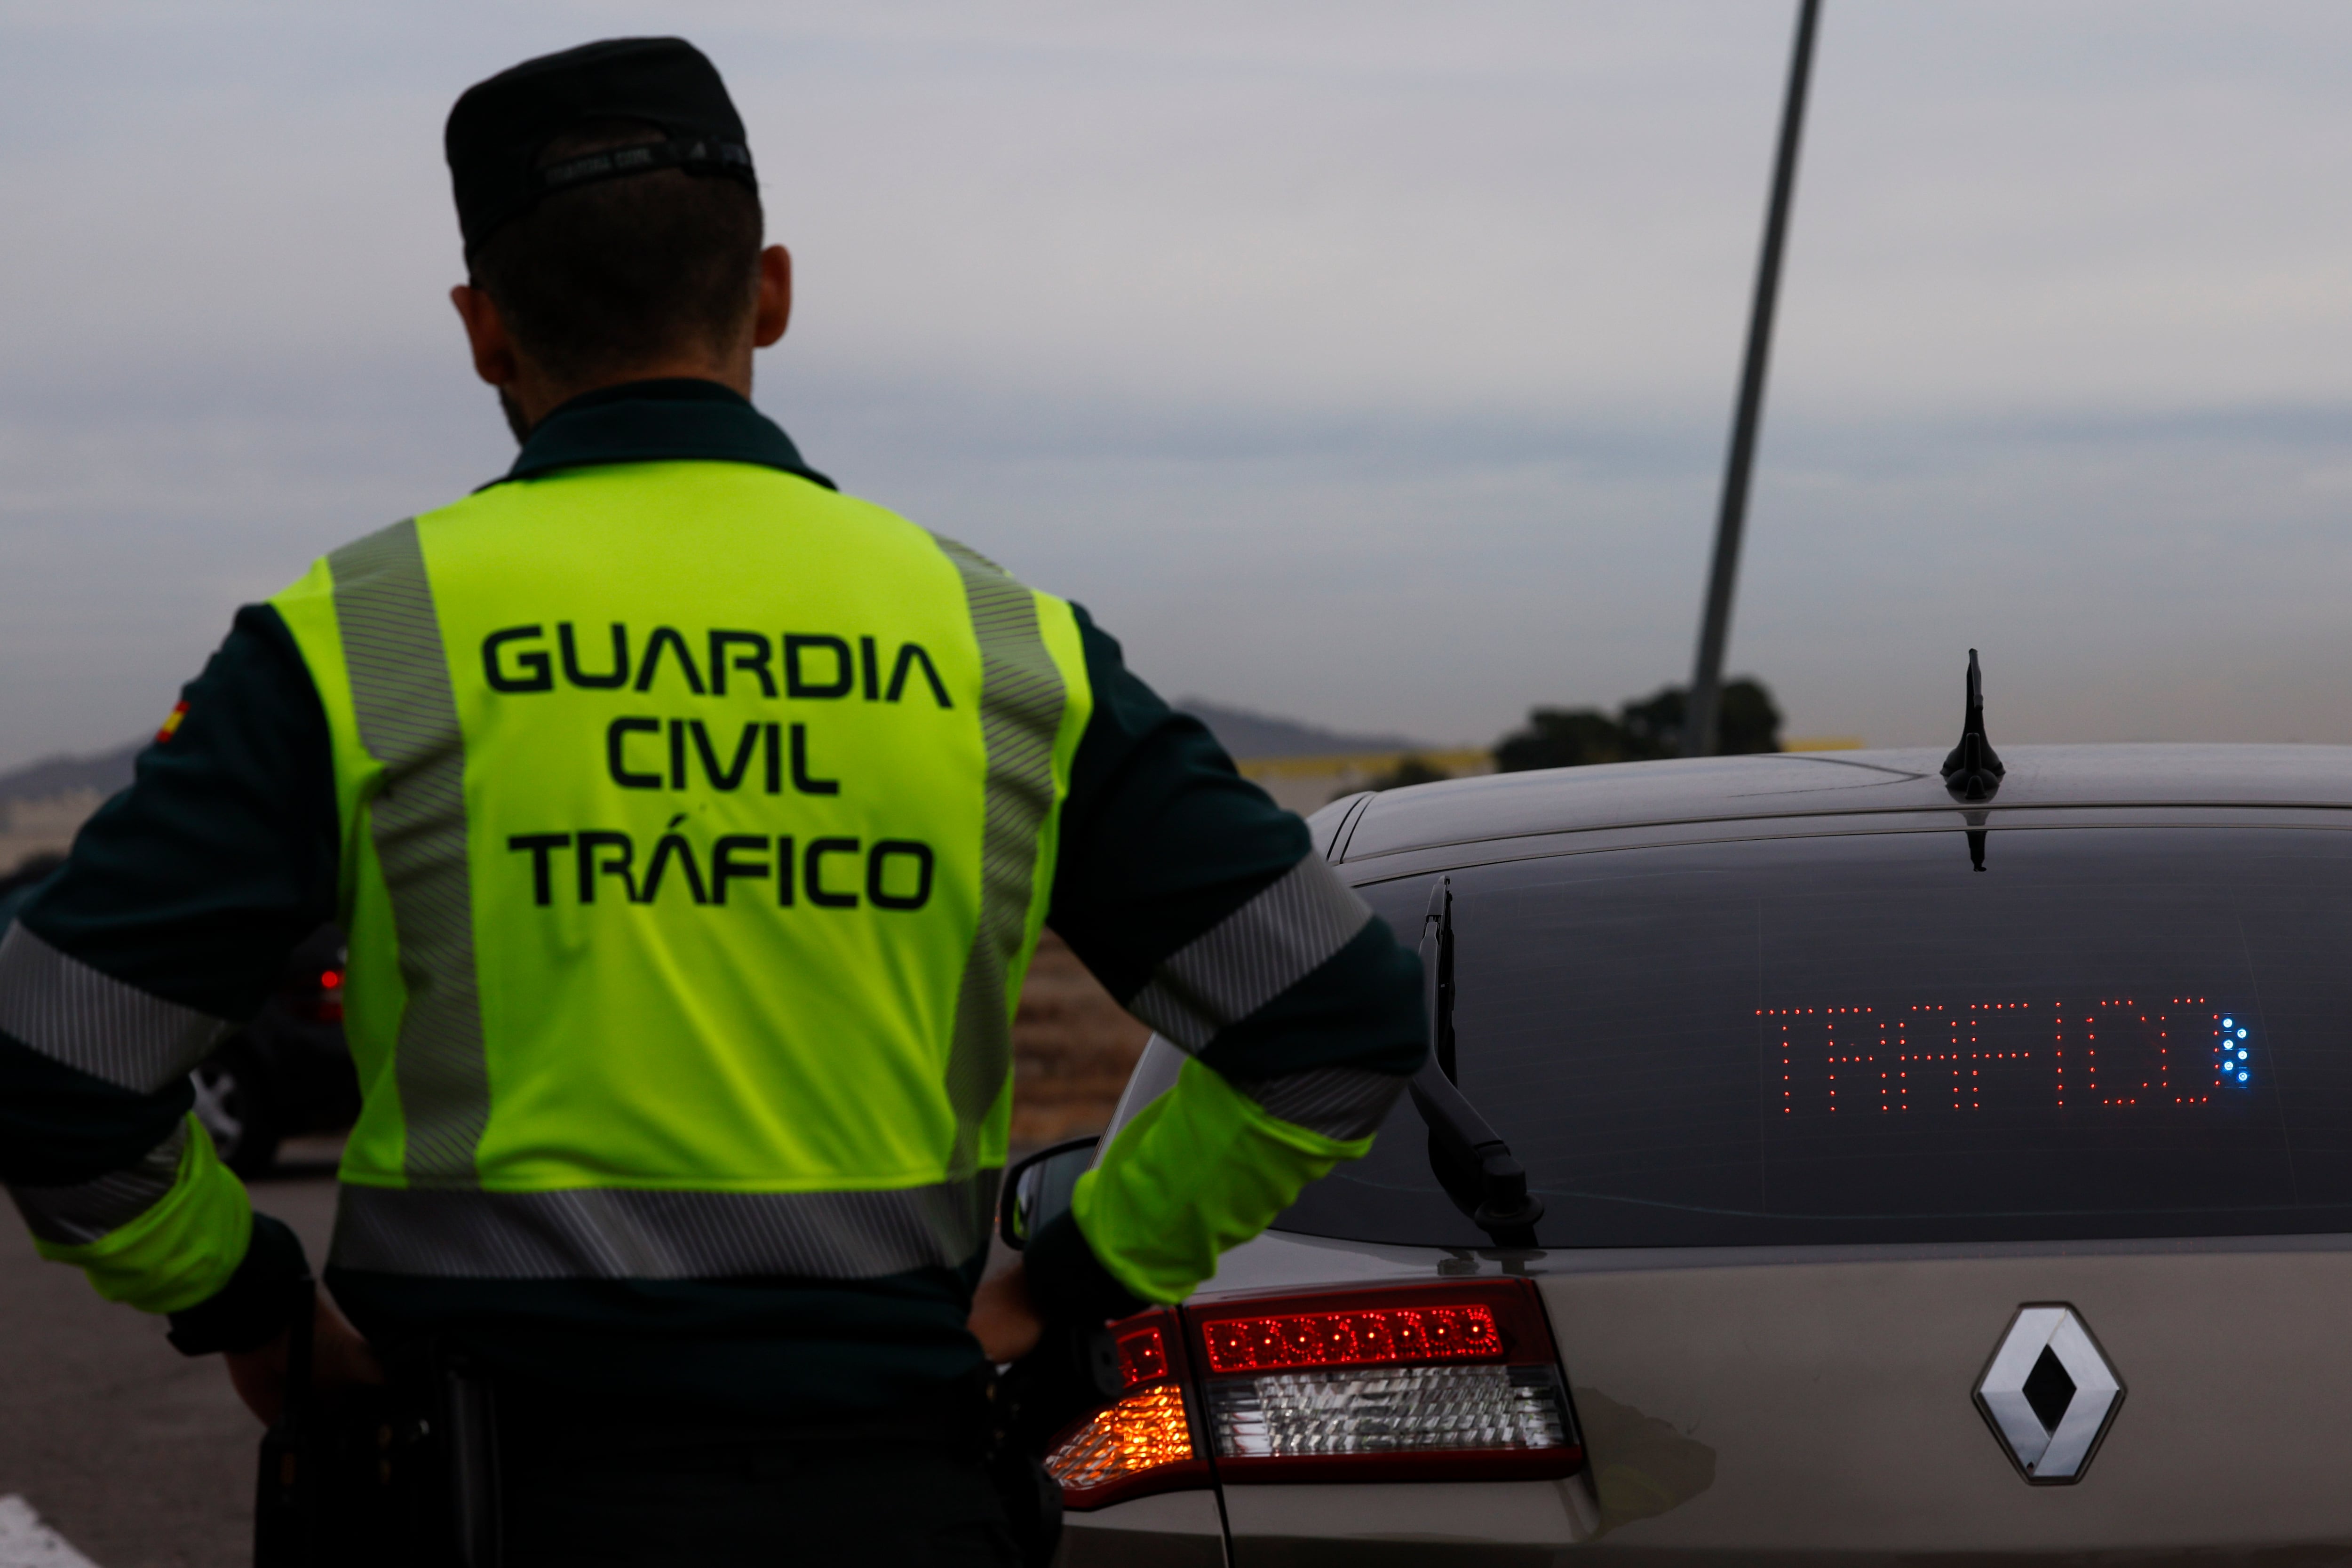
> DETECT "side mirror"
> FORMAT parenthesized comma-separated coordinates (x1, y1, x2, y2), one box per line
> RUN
(998, 1136, 1099, 1250)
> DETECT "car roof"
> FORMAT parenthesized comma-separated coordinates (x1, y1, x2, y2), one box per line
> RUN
(1317, 743, 2352, 872)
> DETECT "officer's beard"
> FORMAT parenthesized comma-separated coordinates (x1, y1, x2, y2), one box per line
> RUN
(499, 387, 532, 446)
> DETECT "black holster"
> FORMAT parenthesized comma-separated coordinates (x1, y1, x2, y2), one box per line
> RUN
(983, 1320, 1125, 1568)
(254, 1279, 503, 1568)
(993, 1320, 1122, 1458)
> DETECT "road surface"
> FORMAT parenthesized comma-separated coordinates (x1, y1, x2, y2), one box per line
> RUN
(0, 1143, 340, 1568)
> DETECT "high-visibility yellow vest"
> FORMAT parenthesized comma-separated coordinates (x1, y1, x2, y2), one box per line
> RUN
(269, 459, 1093, 1279)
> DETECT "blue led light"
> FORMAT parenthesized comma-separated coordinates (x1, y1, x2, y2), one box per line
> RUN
(2224, 1017, 2235, 1028)
(2240, 1072, 2250, 1082)
(2238, 1029, 2249, 1039)
(2238, 1049, 2249, 1060)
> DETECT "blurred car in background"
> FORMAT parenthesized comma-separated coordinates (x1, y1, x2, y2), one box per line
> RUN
(0, 854, 356, 1178)
(191, 924, 358, 1176)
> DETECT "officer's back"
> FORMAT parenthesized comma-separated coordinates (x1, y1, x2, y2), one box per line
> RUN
(0, 37, 1426, 1567)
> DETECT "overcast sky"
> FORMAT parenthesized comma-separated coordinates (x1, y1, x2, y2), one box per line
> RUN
(6, 1, 2352, 773)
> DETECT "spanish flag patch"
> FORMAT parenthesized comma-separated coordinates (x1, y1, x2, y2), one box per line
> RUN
(155, 701, 190, 744)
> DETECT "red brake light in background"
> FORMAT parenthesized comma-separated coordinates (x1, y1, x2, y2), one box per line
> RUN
(307, 965, 346, 1023)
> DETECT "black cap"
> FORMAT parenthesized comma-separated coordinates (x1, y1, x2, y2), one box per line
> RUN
(445, 37, 755, 258)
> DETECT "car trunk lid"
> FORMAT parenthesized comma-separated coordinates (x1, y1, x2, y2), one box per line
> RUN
(1538, 1241, 2352, 1556)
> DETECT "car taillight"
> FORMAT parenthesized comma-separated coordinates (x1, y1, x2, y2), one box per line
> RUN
(1188, 1279, 1581, 1484)
(1045, 1281, 1581, 1509)
(308, 967, 345, 1023)
(1046, 1311, 1213, 1509)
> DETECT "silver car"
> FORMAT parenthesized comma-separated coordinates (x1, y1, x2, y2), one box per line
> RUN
(1010, 742, 2352, 1564)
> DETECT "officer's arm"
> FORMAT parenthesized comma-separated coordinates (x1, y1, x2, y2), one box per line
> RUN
(0, 605, 336, 1353)
(1022, 609, 1426, 1322)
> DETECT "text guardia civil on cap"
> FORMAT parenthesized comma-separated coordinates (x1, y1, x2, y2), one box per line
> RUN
(445, 37, 755, 258)
(1973, 1305, 2124, 1484)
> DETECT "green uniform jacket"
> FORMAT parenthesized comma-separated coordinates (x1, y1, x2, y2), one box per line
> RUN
(0, 380, 1425, 1416)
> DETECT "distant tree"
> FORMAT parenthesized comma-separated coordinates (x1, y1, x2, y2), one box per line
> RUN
(1714, 677, 1784, 756)
(1494, 678, 1783, 772)
(1333, 755, 1455, 803)
(1615, 687, 1685, 761)
(1367, 755, 1451, 792)
(1494, 708, 1634, 771)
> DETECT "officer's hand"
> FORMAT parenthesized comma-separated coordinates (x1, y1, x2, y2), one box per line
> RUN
(224, 1290, 386, 1425)
(969, 1261, 1045, 1363)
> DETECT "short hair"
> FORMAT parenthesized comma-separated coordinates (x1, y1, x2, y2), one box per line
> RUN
(470, 119, 763, 384)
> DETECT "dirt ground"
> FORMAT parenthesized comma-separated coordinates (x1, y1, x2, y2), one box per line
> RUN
(1010, 929, 1153, 1145)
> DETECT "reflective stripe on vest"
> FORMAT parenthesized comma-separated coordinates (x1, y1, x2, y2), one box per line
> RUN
(329, 518, 492, 1183)
(330, 1173, 997, 1280)
(271, 463, 1090, 1279)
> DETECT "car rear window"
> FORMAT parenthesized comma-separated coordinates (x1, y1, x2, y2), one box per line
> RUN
(1276, 825, 2352, 1248)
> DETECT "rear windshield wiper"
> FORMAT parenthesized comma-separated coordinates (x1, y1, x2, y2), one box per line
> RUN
(1413, 879, 1544, 1246)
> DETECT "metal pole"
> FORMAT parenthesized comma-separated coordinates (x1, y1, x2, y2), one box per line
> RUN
(1682, 0, 1821, 758)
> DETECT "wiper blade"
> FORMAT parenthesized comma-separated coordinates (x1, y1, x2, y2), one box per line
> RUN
(1414, 879, 1544, 1245)
(1411, 1064, 1544, 1243)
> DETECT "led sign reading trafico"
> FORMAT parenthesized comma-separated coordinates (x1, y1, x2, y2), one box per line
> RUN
(1762, 1000, 2253, 1116)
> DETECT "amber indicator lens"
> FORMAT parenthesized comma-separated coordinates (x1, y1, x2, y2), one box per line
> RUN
(1045, 1314, 1212, 1510)
(1046, 1385, 1194, 1496)
(1202, 1304, 1502, 1374)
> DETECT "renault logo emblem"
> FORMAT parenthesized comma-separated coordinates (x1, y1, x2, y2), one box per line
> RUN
(1973, 1305, 2124, 1484)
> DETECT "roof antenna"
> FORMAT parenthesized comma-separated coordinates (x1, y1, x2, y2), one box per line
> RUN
(1941, 649, 2004, 803)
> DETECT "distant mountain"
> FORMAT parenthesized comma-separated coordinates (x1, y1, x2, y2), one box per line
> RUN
(0, 707, 1438, 796)
(0, 740, 141, 804)
(1176, 699, 1430, 761)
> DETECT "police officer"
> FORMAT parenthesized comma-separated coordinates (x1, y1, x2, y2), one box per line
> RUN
(0, 37, 1424, 1565)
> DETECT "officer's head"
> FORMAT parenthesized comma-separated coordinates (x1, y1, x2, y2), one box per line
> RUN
(443, 39, 789, 439)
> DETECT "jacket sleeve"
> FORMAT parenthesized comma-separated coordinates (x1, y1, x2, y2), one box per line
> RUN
(0, 603, 336, 1350)
(1023, 608, 1426, 1320)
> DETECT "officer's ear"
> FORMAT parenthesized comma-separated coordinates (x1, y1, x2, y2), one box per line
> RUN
(450, 284, 521, 390)
(752, 245, 791, 350)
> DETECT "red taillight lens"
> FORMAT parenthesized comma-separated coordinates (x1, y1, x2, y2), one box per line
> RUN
(1046, 1312, 1213, 1509)
(1117, 1322, 1169, 1384)
(1203, 1303, 1502, 1372)
(1188, 1279, 1581, 1484)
